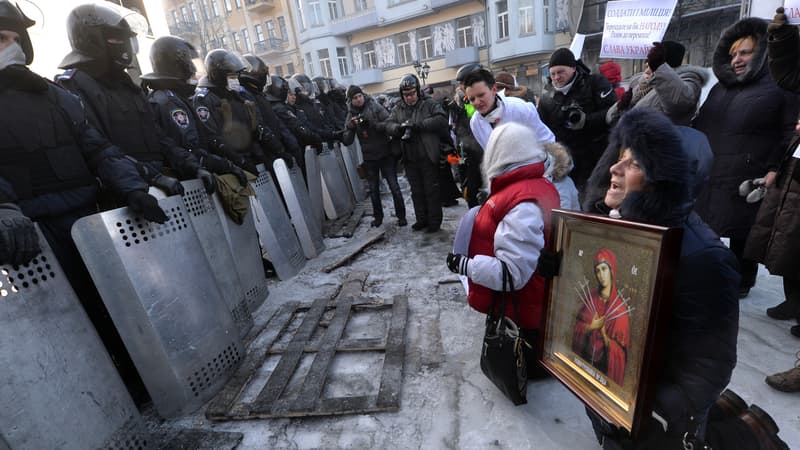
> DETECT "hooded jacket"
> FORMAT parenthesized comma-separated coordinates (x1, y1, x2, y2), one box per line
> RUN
(341, 94, 391, 161)
(584, 109, 740, 444)
(745, 24, 800, 277)
(543, 142, 580, 210)
(693, 18, 798, 240)
(469, 95, 555, 151)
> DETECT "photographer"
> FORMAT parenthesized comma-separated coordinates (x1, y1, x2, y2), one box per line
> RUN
(538, 48, 617, 195)
(385, 74, 448, 233)
(342, 85, 406, 228)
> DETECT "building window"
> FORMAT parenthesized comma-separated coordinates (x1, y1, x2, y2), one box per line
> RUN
(224, 0, 232, 14)
(417, 26, 432, 60)
(220, 34, 228, 48)
(200, 1, 209, 19)
(543, 0, 554, 32)
(497, 1, 509, 40)
(363, 41, 376, 69)
(396, 32, 411, 65)
(295, 0, 306, 30)
(266, 20, 276, 40)
(171, 9, 180, 25)
(456, 17, 473, 48)
(337, 47, 349, 76)
(355, 0, 368, 11)
(180, 6, 189, 22)
(308, 0, 324, 26)
(189, 2, 199, 21)
(235, 0, 242, 8)
(255, 24, 265, 42)
(596, 3, 606, 21)
(319, 49, 332, 78)
(233, 32, 241, 51)
(242, 29, 252, 51)
(287, 62, 295, 75)
(328, 0, 340, 20)
(519, 0, 534, 35)
(275, 66, 284, 77)
(305, 53, 314, 77)
(211, 0, 220, 17)
(278, 16, 288, 39)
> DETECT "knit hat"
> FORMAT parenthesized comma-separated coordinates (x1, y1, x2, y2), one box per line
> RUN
(346, 85, 363, 100)
(662, 41, 686, 68)
(549, 48, 576, 68)
(494, 71, 516, 88)
(481, 122, 547, 184)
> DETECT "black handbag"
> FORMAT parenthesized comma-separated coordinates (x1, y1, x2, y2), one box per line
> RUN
(479, 262, 530, 405)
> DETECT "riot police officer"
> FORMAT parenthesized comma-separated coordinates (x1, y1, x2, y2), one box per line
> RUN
(314, 76, 346, 127)
(55, 3, 218, 196)
(290, 73, 342, 144)
(140, 36, 246, 186)
(193, 49, 293, 174)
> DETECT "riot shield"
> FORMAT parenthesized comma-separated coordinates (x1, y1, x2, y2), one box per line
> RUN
(273, 158, 326, 258)
(211, 193, 269, 314)
(71, 196, 245, 418)
(1, 226, 150, 449)
(250, 169, 306, 280)
(319, 144, 355, 219)
(304, 146, 325, 228)
(339, 144, 367, 202)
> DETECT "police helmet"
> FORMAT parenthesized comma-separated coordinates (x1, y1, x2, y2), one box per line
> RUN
(455, 63, 483, 83)
(287, 77, 303, 97)
(290, 73, 315, 99)
(60, 3, 138, 69)
(142, 35, 198, 81)
(266, 75, 288, 100)
(0, 1, 35, 65)
(240, 54, 269, 90)
(312, 76, 330, 95)
(398, 73, 420, 97)
(204, 49, 247, 87)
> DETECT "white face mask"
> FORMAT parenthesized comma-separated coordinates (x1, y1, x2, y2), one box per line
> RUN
(0, 42, 27, 71)
(226, 74, 240, 91)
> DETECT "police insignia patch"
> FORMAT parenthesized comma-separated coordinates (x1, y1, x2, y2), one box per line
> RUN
(196, 106, 210, 122)
(171, 109, 190, 128)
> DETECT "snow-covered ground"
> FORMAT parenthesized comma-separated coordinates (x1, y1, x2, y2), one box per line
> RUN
(165, 180, 800, 449)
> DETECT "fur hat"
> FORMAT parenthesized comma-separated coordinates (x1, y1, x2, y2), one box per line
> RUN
(549, 48, 576, 68)
(662, 41, 686, 68)
(481, 122, 547, 185)
(346, 85, 363, 100)
(543, 142, 574, 182)
(494, 71, 516, 88)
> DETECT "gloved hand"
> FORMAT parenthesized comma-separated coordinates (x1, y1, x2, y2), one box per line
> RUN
(0, 203, 40, 265)
(768, 7, 788, 33)
(151, 174, 185, 196)
(446, 252, 469, 275)
(332, 129, 345, 141)
(646, 42, 666, 71)
(196, 168, 216, 194)
(617, 89, 634, 110)
(201, 154, 247, 186)
(231, 165, 247, 186)
(280, 152, 295, 169)
(537, 249, 562, 279)
(126, 191, 168, 223)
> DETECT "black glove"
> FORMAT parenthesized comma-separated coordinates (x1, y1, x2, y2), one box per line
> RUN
(126, 191, 168, 223)
(446, 252, 469, 275)
(151, 174, 185, 196)
(0, 203, 40, 265)
(257, 124, 276, 147)
(646, 42, 666, 71)
(332, 129, 345, 142)
(200, 153, 247, 187)
(279, 152, 295, 169)
(768, 7, 788, 33)
(536, 249, 562, 279)
(196, 168, 216, 194)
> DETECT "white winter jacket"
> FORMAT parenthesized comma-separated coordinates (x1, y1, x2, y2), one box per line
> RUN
(469, 95, 555, 150)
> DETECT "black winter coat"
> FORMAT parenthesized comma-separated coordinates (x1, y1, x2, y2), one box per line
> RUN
(693, 18, 798, 240)
(341, 95, 391, 161)
(745, 24, 800, 277)
(538, 65, 616, 189)
(385, 95, 448, 165)
(268, 95, 322, 147)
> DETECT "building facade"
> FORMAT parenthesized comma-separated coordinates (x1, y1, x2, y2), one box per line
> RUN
(161, 0, 302, 78)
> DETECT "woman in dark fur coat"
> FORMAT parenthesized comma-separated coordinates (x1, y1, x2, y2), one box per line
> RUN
(582, 108, 788, 450)
(693, 17, 798, 299)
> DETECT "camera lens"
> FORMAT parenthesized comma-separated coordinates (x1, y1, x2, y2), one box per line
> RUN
(401, 128, 413, 141)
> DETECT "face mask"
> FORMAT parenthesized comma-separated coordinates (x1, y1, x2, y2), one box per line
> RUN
(0, 42, 27, 71)
(226, 74, 240, 91)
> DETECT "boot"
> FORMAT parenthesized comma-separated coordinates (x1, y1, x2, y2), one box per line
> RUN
(765, 356, 800, 393)
(371, 217, 383, 227)
(767, 300, 800, 320)
(708, 388, 748, 422)
(739, 405, 789, 450)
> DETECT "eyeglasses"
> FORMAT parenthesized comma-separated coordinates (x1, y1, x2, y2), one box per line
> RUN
(401, 90, 417, 98)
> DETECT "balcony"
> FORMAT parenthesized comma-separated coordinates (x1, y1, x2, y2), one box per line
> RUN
(253, 38, 288, 57)
(167, 21, 201, 37)
(445, 47, 479, 68)
(246, 0, 274, 12)
(351, 68, 383, 86)
(328, 8, 378, 35)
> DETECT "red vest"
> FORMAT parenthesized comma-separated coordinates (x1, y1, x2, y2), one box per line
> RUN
(467, 162, 560, 330)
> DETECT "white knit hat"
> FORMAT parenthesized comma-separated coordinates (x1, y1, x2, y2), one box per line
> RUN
(481, 122, 547, 185)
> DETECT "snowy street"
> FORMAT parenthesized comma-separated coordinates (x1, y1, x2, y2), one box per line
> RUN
(164, 184, 800, 449)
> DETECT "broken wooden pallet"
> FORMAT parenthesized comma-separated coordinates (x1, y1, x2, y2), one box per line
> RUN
(206, 288, 407, 420)
(324, 202, 368, 238)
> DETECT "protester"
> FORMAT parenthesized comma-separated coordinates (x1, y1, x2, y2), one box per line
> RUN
(446, 122, 560, 378)
(385, 74, 448, 233)
(342, 85, 406, 227)
(582, 108, 792, 450)
(543, 142, 580, 210)
(693, 18, 798, 299)
(599, 61, 625, 100)
(495, 71, 536, 103)
(464, 69, 554, 151)
(606, 41, 708, 126)
(538, 48, 616, 194)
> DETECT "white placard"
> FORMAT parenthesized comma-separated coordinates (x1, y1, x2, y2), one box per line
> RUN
(600, 0, 678, 60)
(569, 33, 586, 60)
(783, 1, 800, 25)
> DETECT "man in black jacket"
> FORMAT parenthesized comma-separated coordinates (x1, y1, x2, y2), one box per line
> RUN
(267, 75, 322, 153)
(538, 48, 616, 194)
(385, 74, 448, 233)
(342, 85, 406, 227)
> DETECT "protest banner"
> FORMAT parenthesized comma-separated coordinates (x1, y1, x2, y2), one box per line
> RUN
(600, 0, 678, 59)
(783, 0, 800, 24)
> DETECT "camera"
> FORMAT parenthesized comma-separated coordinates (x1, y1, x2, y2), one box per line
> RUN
(401, 121, 413, 141)
(560, 103, 585, 129)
